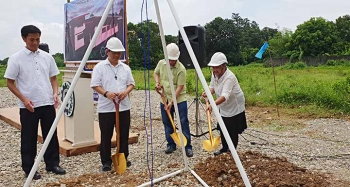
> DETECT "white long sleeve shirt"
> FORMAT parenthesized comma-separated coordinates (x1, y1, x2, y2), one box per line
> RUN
(209, 69, 245, 117)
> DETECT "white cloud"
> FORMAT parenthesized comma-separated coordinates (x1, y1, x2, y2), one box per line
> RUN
(0, 0, 349, 59)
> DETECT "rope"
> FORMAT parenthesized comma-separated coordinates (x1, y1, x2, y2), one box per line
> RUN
(140, 0, 154, 185)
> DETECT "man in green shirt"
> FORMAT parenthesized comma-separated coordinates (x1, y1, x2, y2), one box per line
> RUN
(154, 43, 193, 157)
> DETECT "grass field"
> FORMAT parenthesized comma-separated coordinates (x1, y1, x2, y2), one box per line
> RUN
(1, 63, 349, 116)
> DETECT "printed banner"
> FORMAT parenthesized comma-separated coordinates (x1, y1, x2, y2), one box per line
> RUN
(64, 0, 125, 62)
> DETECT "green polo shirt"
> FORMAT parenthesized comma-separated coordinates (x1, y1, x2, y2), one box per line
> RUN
(154, 59, 187, 103)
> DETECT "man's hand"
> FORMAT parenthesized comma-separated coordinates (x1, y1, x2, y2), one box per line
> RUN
(23, 98, 34, 112)
(106, 92, 118, 100)
(207, 104, 212, 114)
(155, 82, 161, 90)
(53, 93, 60, 108)
(165, 100, 173, 111)
(202, 92, 208, 98)
(116, 90, 128, 101)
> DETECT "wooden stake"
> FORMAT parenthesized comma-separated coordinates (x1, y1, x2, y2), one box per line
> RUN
(268, 48, 280, 117)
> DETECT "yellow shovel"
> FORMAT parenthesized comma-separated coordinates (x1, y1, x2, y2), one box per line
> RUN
(156, 86, 187, 147)
(111, 99, 126, 174)
(203, 98, 221, 151)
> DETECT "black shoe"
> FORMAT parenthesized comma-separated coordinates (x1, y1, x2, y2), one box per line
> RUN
(186, 149, 193, 157)
(25, 171, 41, 180)
(46, 166, 66, 175)
(127, 161, 131, 167)
(165, 146, 176, 154)
(214, 149, 229, 156)
(102, 164, 111, 172)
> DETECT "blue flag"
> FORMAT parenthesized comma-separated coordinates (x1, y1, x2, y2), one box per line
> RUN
(255, 42, 269, 59)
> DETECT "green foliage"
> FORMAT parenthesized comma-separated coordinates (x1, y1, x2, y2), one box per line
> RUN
(290, 17, 341, 56)
(128, 21, 177, 70)
(53, 53, 65, 67)
(326, 59, 350, 66)
(281, 61, 308, 69)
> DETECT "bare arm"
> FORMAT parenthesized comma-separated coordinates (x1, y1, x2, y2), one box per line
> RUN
(154, 72, 161, 90)
(7, 79, 34, 112)
(50, 76, 60, 108)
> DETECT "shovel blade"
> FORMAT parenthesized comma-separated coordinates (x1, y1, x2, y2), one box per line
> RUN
(111, 153, 126, 174)
(203, 137, 221, 152)
(170, 133, 187, 147)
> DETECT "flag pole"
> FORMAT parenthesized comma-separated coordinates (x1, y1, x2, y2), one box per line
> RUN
(267, 46, 280, 117)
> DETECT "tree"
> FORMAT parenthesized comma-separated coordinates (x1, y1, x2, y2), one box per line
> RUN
(268, 29, 293, 58)
(290, 17, 341, 56)
(127, 21, 177, 69)
(52, 53, 65, 67)
(335, 15, 350, 54)
(0, 57, 8, 66)
(205, 17, 242, 65)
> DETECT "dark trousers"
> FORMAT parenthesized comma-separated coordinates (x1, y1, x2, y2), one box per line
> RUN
(160, 101, 192, 150)
(98, 110, 130, 166)
(20, 105, 60, 173)
(218, 113, 245, 151)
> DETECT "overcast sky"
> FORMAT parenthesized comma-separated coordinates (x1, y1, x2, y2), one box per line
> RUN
(0, 0, 349, 59)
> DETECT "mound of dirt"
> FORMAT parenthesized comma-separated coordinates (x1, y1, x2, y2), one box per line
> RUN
(194, 151, 345, 187)
(45, 151, 348, 187)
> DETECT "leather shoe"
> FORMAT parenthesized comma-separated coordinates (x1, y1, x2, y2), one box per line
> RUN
(186, 149, 193, 157)
(127, 161, 131, 167)
(165, 146, 176, 154)
(214, 149, 229, 156)
(46, 166, 66, 175)
(25, 171, 41, 180)
(102, 164, 111, 172)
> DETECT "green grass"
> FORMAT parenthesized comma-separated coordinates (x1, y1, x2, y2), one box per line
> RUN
(1, 63, 350, 115)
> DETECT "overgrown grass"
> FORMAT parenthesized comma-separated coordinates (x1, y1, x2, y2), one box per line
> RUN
(1, 63, 349, 114)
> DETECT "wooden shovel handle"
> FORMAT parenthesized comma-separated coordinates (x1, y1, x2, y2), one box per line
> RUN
(205, 99, 214, 141)
(113, 99, 121, 153)
(156, 87, 177, 132)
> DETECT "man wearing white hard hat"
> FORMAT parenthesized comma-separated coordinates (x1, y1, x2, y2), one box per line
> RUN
(154, 43, 193, 157)
(202, 52, 247, 156)
(91, 37, 135, 171)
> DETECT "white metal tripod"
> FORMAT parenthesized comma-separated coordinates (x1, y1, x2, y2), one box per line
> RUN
(23, 0, 251, 186)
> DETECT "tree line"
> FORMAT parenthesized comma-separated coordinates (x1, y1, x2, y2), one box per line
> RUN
(1, 13, 349, 68)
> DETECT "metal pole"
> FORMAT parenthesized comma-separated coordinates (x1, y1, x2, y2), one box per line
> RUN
(153, 0, 189, 171)
(23, 0, 116, 186)
(165, 0, 251, 186)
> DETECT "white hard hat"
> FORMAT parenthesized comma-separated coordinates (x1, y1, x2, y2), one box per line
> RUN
(106, 37, 125, 52)
(207, 52, 228, 66)
(166, 43, 180, 60)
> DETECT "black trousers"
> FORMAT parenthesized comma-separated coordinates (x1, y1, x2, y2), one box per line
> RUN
(98, 110, 130, 166)
(218, 111, 247, 151)
(20, 105, 60, 173)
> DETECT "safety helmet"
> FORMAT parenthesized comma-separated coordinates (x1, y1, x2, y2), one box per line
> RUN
(166, 43, 180, 60)
(207, 52, 228, 66)
(106, 37, 125, 52)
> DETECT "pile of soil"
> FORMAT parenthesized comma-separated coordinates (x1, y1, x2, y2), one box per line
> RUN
(194, 151, 345, 187)
(45, 151, 348, 187)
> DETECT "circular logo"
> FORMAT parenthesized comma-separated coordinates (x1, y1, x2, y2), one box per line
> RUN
(60, 81, 75, 117)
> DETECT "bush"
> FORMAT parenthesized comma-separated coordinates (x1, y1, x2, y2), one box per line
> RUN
(281, 61, 307, 69)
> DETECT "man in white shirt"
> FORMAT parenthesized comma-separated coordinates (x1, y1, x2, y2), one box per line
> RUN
(202, 52, 247, 156)
(4, 25, 66, 180)
(90, 37, 135, 172)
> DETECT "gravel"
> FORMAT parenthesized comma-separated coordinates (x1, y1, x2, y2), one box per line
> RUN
(0, 87, 349, 186)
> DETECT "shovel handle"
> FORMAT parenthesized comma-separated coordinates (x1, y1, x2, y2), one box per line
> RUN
(113, 99, 121, 153)
(156, 86, 177, 132)
(205, 99, 214, 141)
